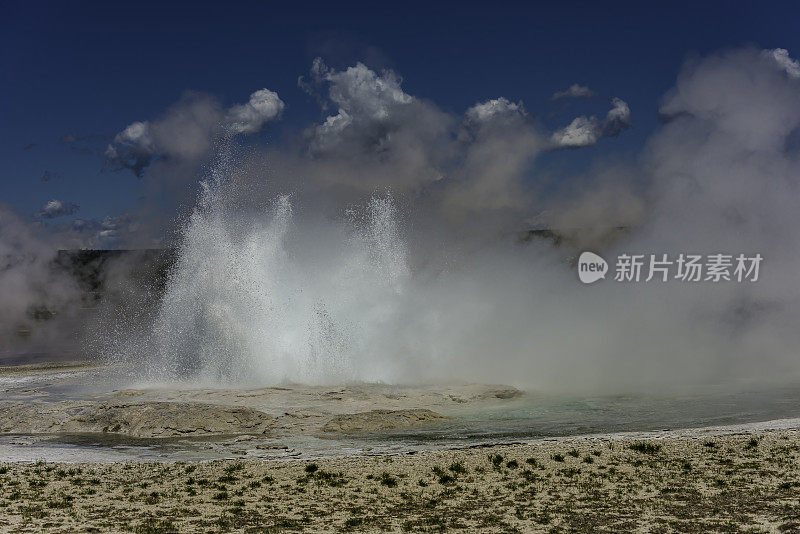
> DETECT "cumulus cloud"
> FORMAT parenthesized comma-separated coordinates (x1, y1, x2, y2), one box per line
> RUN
(303, 59, 414, 149)
(104, 121, 157, 177)
(98, 57, 627, 242)
(551, 97, 631, 148)
(763, 48, 800, 79)
(551, 83, 596, 100)
(550, 116, 600, 147)
(602, 97, 632, 136)
(282, 59, 553, 231)
(35, 199, 79, 219)
(105, 89, 284, 177)
(225, 89, 285, 134)
(464, 97, 525, 123)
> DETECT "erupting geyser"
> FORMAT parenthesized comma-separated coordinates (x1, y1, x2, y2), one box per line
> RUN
(151, 190, 413, 385)
(101, 47, 800, 393)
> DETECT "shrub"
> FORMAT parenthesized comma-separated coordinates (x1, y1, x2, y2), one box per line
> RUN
(379, 472, 397, 488)
(629, 442, 661, 454)
(449, 461, 467, 474)
(432, 466, 455, 484)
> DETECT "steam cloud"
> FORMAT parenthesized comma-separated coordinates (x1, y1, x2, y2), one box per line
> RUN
(4, 46, 800, 394)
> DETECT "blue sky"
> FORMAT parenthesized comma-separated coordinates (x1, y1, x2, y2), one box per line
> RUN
(2, 0, 799, 223)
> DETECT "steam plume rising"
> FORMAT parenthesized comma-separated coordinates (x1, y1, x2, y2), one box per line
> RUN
(17, 46, 800, 393)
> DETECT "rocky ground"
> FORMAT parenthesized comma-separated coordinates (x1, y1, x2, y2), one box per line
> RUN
(1, 429, 800, 533)
(0, 360, 514, 440)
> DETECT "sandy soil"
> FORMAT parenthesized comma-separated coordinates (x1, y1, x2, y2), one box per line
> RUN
(0, 428, 799, 533)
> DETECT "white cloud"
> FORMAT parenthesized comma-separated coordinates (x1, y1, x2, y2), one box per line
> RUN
(550, 97, 631, 148)
(106, 89, 284, 177)
(763, 48, 800, 79)
(551, 83, 596, 100)
(226, 89, 285, 134)
(114, 121, 154, 148)
(465, 97, 525, 123)
(306, 59, 414, 146)
(35, 199, 79, 219)
(602, 97, 632, 136)
(325, 62, 412, 120)
(550, 116, 600, 147)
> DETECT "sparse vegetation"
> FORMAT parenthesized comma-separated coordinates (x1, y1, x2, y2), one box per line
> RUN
(629, 442, 661, 454)
(448, 461, 467, 474)
(379, 472, 398, 487)
(431, 466, 455, 484)
(0, 433, 794, 532)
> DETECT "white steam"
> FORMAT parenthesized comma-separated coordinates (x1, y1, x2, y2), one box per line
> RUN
(94, 46, 800, 392)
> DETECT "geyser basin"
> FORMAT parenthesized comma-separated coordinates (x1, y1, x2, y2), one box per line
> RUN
(3, 361, 800, 462)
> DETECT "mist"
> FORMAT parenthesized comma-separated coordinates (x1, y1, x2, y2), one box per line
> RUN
(5, 46, 800, 394)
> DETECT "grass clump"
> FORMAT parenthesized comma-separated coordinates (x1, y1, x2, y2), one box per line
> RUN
(379, 472, 398, 488)
(449, 461, 467, 474)
(224, 462, 244, 474)
(432, 466, 455, 484)
(629, 442, 661, 454)
(525, 458, 542, 469)
(344, 516, 364, 528)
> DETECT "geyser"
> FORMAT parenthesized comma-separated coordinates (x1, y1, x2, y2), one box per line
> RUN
(101, 47, 800, 393)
